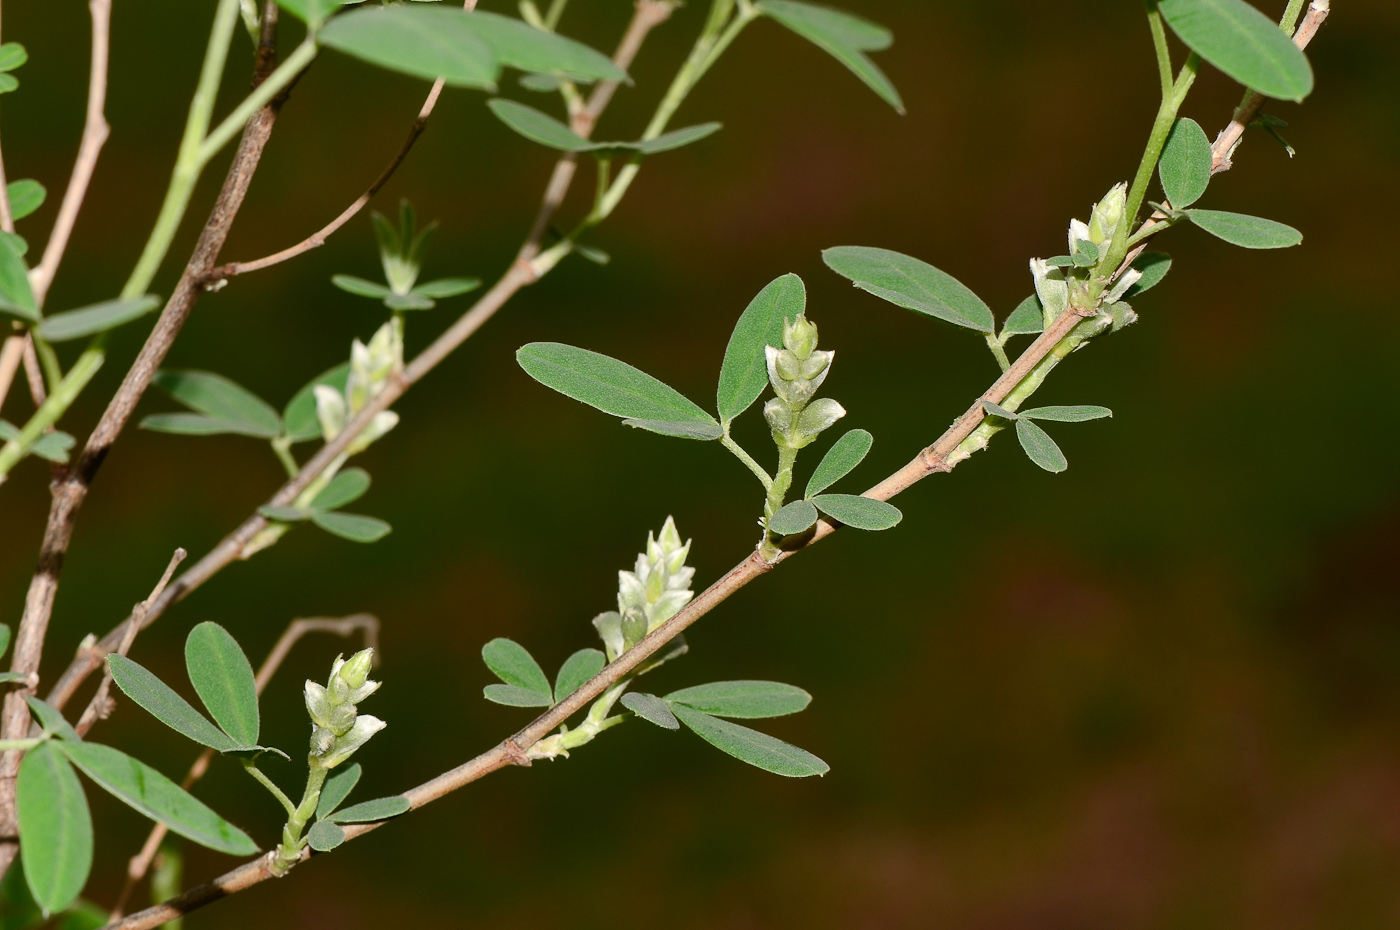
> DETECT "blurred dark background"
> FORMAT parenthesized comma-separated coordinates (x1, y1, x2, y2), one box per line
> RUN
(3, 0, 1399, 927)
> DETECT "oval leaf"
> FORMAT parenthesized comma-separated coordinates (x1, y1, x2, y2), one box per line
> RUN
(757, 1, 903, 112)
(17, 743, 92, 917)
(462, 11, 628, 83)
(768, 499, 819, 536)
(1186, 209, 1302, 249)
(632, 123, 723, 155)
(621, 692, 679, 729)
(311, 511, 392, 543)
(1018, 405, 1112, 423)
(140, 413, 261, 437)
(717, 274, 805, 423)
(316, 763, 362, 820)
(284, 363, 351, 443)
(185, 622, 260, 747)
(554, 648, 606, 701)
(36, 296, 161, 343)
(671, 704, 829, 778)
(331, 275, 392, 299)
(621, 419, 723, 440)
(152, 370, 281, 439)
(666, 681, 812, 719)
(0, 622, 10, 657)
(106, 656, 236, 751)
(483, 683, 555, 707)
(1159, 117, 1212, 208)
(1015, 418, 1067, 473)
(823, 246, 994, 333)
(411, 277, 481, 299)
(57, 742, 257, 855)
(481, 637, 552, 698)
(1001, 294, 1045, 336)
(326, 795, 411, 824)
(488, 99, 592, 152)
(805, 428, 872, 498)
(25, 697, 80, 742)
(310, 468, 371, 511)
(810, 493, 902, 530)
(0, 234, 36, 322)
(1158, 0, 1313, 102)
(307, 820, 346, 852)
(8, 179, 45, 221)
(1124, 252, 1171, 298)
(517, 343, 716, 426)
(320, 6, 499, 89)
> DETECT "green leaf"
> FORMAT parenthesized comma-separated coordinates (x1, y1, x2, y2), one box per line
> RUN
(384, 292, 436, 311)
(1124, 252, 1171, 298)
(519, 72, 561, 92)
(274, 0, 343, 27)
(411, 277, 481, 299)
(488, 99, 592, 151)
(8, 179, 45, 220)
(666, 681, 811, 718)
(810, 493, 902, 530)
(768, 499, 819, 536)
(36, 296, 162, 343)
(517, 343, 717, 427)
(0, 43, 26, 73)
(1001, 294, 1045, 336)
(717, 273, 804, 424)
(0, 73, 18, 95)
(326, 795, 411, 824)
(54, 898, 109, 930)
(1071, 239, 1099, 267)
(1019, 405, 1112, 423)
(463, 12, 628, 83)
(671, 704, 828, 777)
(307, 820, 345, 852)
(627, 122, 722, 155)
(25, 697, 80, 742)
(283, 363, 351, 443)
(0, 622, 10, 658)
(29, 432, 76, 464)
(822, 246, 994, 333)
(106, 655, 237, 752)
(621, 692, 679, 729)
(0, 671, 30, 682)
(57, 742, 257, 856)
(1159, 117, 1212, 208)
(17, 743, 92, 917)
(151, 370, 281, 439)
(319, 6, 499, 89)
(258, 505, 311, 522)
(805, 428, 872, 498)
(1186, 209, 1302, 248)
(316, 763, 361, 820)
(311, 511, 391, 543)
(481, 638, 552, 700)
(310, 468, 370, 511)
(0, 234, 36, 322)
(140, 413, 260, 437)
(554, 648, 606, 701)
(620, 419, 723, 440)
(1158, 0, 1313, 101)
(1015, 418, 1067, 473)
(331, 275, 392, 299)
(483, 684, 554, 707)
(757, 1, 903, 113)
(184, 622, 259, 747)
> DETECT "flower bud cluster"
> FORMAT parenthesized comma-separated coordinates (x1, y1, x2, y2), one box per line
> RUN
(593, 517, 695, 659)
(1030, 183, 1141, 329)
(373, 203, 435, 296)
(304, 648, 385, 770)
(762, 314, 845, 450)
(314, 319, 403, 454)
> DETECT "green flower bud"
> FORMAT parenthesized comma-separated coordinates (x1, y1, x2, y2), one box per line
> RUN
(620, 608, 647, 650)
(775, 349, 801, 381)
(304, 681, 331, 728)
(783, 314, 819, 359)
(1087, 182, 1127, 247)
(339, 648, 374, 690)
(310, 726, 336, 756)
(329, 703, 358, 736)
(592, 611, 624, 661)
(614, 517, 696, 636)
(320, 715, 386, 770)
(328, 674, 350, 705)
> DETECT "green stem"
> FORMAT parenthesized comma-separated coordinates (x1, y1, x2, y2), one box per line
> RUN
(544, 0, 569, 31)
(1280, 0, 1307, 32)
(1146, 1, 1173, 97)
(0, 739, 41, 751)
(271, 436, 299, 478)
(273, 763, 328, 872)
(985, 333, 1011, 373)
(721, 431, 773, 489)
(0, 346, 103, 477)
(243, 761, 297, 816)
(197, 40, 318, 164)
(1123, 212, 1184, 248)
(31, 335, 63, 391)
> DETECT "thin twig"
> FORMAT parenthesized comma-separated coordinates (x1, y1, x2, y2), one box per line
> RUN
(74, 548, 186, 736)
(106, 614, 377, 921)
(19, 335, 43, 405)
(0, 335, 21, 415)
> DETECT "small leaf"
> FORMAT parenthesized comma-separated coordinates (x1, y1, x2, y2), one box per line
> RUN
(384, 292, 436, 311)
(620, 419, 723, 440)
(805, 428, 872, 498)
(311, 511, 392, 543)
(519, 72, 561, 92)
(1015, 418, 1067, 473)
(0, 622, 10, 657)
(0, 234, 36, 322)
(717, 273, 805, 424)
(1159, 117, 1212, 208)
(25, 697, 80, 742)
(575, 243, 611, 265)
(634, 634, 689, 676)
(768, 499, 819, 536)
(0, 74, 16, 95)
(1124, 252, 1171, 298)
(666, 681, 811, 718)
(0, 671, 30, 682)
(17, 743, 92, 917)
(488, 99, 592, 151)
(273, 0, 342, 26)
(823, 246, 994, 333)
(140, 413, 261, 437)
(461, 11, 628, 83)
(483, 683, 554, 707)
(57, 742, 258, 856)
(319, 6, 498, 89)
(326, 795, 411, 824)
(411, 277, 480, 299)
(671, 704, 828, 777)
(0, 43, 26, 73)
(554, 648, 606, 701)
(8, 179, 45, 220)
(481, 637, 552, 698)
(29, 432, 76, 464)
(310, 468, 371, 511)
(1186, 209, 1302, 248)
(621, 692, 679, 729)
(106, 655, 237, 752)
(316, 763, 361, 820)
(258, 505, 311, 522)
(152, 370, 282, 439)
(631, 123, 722, 155)
(331, 275, 392, 299)
(981, 400, 1018, 420)
(1158, 0, 1313, 102)
(1018, 405, 1112, 423)
(810, 493, 902, 530)
(185, 622, 260, 747)
(757, 1, 903, 112)
(307, 820, 345, 852)
(283, 363, 351, 443)
(1071, 239, 1099, 266)
(517, 343, 717, 427)
(37, 296, 161, 343)
(1001, 294, 1045, 336)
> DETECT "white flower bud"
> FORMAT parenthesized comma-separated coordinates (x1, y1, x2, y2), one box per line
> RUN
(304, 681, 331, 728)
(314, 386, 347, 442)
(592, 611, 625, 662)
(339, 648, 374, 689)
(796, 397, 846, 437)
(320, 715, 386, 769)
(1030, 258, 1069, 326)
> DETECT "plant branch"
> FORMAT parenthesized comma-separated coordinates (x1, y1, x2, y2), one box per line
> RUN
(0, 334, 22, 414)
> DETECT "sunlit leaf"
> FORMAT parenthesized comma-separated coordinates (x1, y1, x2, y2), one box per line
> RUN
(483, 684, 554, 707)
(8, 179, 45, 220)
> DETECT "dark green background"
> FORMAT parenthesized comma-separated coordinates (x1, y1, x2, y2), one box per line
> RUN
(3, 1, 1399, 926)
